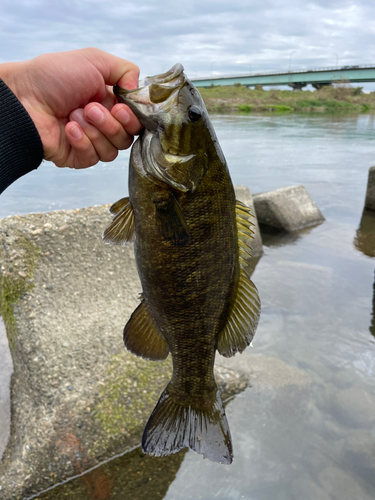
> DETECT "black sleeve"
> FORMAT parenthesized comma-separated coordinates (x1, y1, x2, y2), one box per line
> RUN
(0, 79, 44, 195)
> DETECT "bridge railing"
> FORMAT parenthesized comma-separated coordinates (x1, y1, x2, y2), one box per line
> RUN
(191, 64, 375, 81)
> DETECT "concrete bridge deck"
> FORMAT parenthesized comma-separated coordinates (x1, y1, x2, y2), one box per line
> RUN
(191, 64, 375, 89)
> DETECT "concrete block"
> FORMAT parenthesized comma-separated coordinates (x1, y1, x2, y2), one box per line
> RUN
(234, 185, 263, 257)
(253, 185, 325, 232)
(365, 166, 375, 210)
(0, 205, 250, 499)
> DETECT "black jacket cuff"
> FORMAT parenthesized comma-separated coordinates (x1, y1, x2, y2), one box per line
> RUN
(0, 78, 44, 194)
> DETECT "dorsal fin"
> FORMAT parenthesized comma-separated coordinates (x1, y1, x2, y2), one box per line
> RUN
(124, 300, 169, 361)
(217, 201, 261, 357)
(102, 197, 135, 245)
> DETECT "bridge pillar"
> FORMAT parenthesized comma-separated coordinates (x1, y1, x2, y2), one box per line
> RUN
(287, 82, 307, 91)
(312, 82, 332, 90)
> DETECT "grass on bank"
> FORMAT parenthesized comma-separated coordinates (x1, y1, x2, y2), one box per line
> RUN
(198, 83, 375, 113)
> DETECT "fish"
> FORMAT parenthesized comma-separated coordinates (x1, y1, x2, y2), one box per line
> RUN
(103, 64, 261, 465)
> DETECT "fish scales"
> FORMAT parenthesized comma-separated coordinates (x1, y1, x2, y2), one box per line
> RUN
(103, 63, 261, 464)
(131, 142, 238, 396)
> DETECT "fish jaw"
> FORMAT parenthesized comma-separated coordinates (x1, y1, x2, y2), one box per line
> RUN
(115, 64, 210, 193)
(113, 63, 185, 132)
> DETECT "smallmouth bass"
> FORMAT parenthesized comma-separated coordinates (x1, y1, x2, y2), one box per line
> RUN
(103, 64, 261, 464)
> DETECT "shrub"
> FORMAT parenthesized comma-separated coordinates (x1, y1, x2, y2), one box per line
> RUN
(238, 104, 252, 112)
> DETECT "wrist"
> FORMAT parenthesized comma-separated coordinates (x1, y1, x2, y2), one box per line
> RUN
(0, 62, 24, 98)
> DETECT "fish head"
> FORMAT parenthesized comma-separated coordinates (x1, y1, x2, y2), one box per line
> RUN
(114, 64, 214, 193)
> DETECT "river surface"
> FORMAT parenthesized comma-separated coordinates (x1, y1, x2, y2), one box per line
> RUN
(1, 113, 375, 499)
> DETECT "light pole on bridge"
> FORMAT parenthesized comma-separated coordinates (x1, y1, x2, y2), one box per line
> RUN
(289, 51, 296, 72)
(333, 53, 339, 69)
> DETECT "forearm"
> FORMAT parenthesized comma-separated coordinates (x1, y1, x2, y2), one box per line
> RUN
(0, 67, 44, 194)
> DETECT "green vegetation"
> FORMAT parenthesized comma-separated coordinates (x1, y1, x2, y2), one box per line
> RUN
(197, 84, 375, 114)
(94, 353, 172, 439)
(0, 233, 41, 351)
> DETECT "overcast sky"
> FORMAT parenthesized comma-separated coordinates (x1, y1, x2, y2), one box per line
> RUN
(1, 0, 375, 88)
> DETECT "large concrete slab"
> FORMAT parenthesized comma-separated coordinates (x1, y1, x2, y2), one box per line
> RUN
(0, 201, 252, 500)
(365, 166, 375, 211)
(253, 185, 325, 232)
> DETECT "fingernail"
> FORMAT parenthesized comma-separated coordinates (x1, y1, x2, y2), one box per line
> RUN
(115, 108, 130, 124)
(70, 109, 86, 126)
(69, 125, 83, 140)
(86, 105, 104, 124)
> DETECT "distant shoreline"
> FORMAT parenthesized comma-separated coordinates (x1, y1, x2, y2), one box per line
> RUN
(198, 84, 375, 113)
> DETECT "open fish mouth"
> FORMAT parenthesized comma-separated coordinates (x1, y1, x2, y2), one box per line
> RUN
(113, 63, 185, 130)
(114, 64, 205, 193)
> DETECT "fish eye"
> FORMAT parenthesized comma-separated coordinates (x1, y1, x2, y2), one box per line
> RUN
(188, 106, 202, 123)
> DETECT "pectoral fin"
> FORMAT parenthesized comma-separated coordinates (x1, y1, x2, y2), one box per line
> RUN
(218, 201, 261, 357)
(124, 301, 169, 361)
(154, 194, 190, 246)
(109, 197, 130, 215)
(103, 198, 135, 245)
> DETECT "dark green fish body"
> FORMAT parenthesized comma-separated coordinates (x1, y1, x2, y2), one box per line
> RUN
(104, 65, 260, 464)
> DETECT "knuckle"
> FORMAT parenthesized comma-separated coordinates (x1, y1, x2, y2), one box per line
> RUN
(122, 136, 134, 150)
(101, 149, 118, 163)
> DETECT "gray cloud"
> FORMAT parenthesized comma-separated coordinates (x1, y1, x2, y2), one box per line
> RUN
(1, 0, 374, 86)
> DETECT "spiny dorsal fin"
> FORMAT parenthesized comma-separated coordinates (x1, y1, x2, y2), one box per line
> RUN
(236, 200, 255, 262)
(217, 201, 260, 358)
(124, 300, 169, 361)
(103, 198, 135, 245)
(154, 194, 190, 246)
(217, 266, 261, 358)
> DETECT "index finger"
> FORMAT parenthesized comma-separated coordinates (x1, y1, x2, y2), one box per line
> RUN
(83, 48, 140, 90)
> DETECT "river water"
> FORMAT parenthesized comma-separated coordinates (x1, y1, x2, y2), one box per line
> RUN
(1, 113, 375, 499)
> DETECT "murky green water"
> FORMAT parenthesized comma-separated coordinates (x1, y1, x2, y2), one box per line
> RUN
(1, 113, 375, 499)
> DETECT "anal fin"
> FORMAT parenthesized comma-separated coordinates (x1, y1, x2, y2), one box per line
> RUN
(103, 197, 135, 245)
(124, 300, 169, 361)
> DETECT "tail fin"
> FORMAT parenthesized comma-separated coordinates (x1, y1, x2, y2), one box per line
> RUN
(142, 385, 233, 465)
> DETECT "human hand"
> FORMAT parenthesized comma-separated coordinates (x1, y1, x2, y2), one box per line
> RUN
(0, 48, 142, 168)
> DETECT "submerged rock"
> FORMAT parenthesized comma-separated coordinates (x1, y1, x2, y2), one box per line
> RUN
(318, 466, 373, 500)
(0, 203, 250, 500)
(291, 476, 331, 500)
(253, 185, 325, 232)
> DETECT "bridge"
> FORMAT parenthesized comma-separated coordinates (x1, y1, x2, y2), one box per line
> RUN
(191, 65, 375, 90)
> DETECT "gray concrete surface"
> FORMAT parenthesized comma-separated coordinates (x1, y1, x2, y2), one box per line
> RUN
(365, 166, 375, 211)
(0, 199, 254, 500)
(253, 185, 325, 232)
(234, 185, 263, 257)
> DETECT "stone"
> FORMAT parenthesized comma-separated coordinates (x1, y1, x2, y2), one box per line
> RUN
(0, 205, 250, 500)
(354, 208, 375, 257)
(253, 185, 325, 232)
(338, 429, 375, 472)
(318, 466, 373, 500)
(365, 166, 375, 211)
(234, 185, 263, 257)
(331, 385, 375, 428)
(291, 476, 331, 500)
